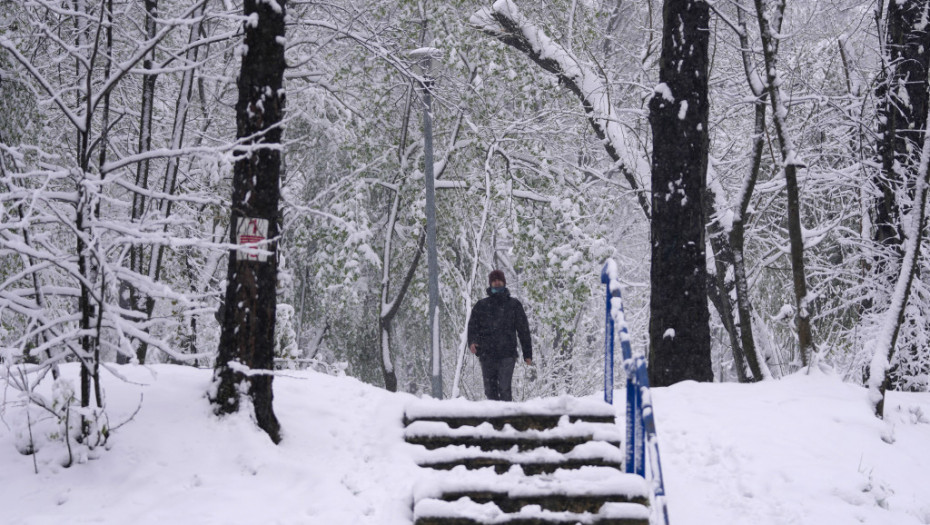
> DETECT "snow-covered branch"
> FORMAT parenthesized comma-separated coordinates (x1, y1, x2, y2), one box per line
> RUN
(470, 0, 650, 218)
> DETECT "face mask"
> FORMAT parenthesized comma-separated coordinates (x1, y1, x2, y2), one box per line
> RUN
(490, 286, 505, 294)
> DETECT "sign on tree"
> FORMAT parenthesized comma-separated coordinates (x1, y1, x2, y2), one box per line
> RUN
(237, 217, 269, 262)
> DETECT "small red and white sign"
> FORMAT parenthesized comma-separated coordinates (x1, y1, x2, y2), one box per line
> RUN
(237, 217, 269, 262)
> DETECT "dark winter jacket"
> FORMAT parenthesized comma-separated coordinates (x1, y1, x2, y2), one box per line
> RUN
(467, 287, 532, 361)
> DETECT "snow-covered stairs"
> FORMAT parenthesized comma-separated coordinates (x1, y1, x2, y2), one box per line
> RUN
(404, 397, 651, 525)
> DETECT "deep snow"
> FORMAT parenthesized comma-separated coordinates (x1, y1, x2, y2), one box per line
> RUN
(1, 364, 928, 525)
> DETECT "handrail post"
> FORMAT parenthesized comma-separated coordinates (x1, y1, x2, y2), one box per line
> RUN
(600, 266, 615, 404)
(624, 354, 644, 476)
(636, 358, 670, 525)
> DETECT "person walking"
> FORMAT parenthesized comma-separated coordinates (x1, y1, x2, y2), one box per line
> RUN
(467, 269, 533, 401)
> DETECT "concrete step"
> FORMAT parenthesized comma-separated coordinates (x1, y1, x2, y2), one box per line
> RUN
(420, 455, 624, 475)
(405, 413, 615, 431)
(404, 420, 622, 453)
(432, 491, 646, 513)
(414, 441, 624, 475)
(413, 498, 650, 525)
(412, 466, 650, 514)
(407, 432, 600, 453)
(403, 397, 617, 432)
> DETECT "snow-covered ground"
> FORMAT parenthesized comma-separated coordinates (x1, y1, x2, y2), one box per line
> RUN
(654, 373, 930, 525)
(1, 364, 928, 525)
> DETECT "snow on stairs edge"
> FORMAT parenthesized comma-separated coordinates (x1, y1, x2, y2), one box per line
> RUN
(404, 397, 651, 525)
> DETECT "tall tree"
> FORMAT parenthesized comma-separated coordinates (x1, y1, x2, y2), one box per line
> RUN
(869, 106, 930, 418)
(647, 0, 713, 386)
(869, 0, 930, 400)
(212, 0, 286, 444)
(746, 0, 816, 367)
(1, 0, 218, 457)
(127, 0, 159, 364)
(701, 2, 774, 383)
(874, 0, 930, 253)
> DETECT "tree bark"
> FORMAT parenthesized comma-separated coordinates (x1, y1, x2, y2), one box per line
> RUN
(696, 3, 769, 383)
(212, 0, 286, 444)
(705, 202, 749, 382)
(142, 2, 208, 360)
(872, 0, 930, 389)
(726, 3, 772, 382)
(784, 163, 813, 365)
(753, 0, 814, 366)
(128, 0, 158, 364)
(875, 0, 930, 254)
(379, 228, 426, 392)
(870, 108, 930, 418)
(73, 0, 105, 419)
(647, 0, 713, 386)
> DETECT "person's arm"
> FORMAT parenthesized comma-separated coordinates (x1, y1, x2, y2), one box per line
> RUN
(515, 300, 532, 364)
(467, 303, 479, 354)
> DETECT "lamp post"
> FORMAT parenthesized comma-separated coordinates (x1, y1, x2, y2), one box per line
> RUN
(410, 47, 442, 399)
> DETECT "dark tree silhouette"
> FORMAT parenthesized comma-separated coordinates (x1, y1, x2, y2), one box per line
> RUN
(873, 0, 930, 395)
(648, 0, 714, 386)
(875, 0, 930, 253)
(212, 0, 286, 444)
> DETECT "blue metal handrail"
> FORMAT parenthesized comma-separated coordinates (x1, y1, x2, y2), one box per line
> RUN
(602, 266, 615, 405)
(601, 260, 670, 525)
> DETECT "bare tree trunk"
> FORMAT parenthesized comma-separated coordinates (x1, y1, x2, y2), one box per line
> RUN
(729, 90, 768, 381)
(212, 0, 287, 444)
(71, 0, 105, 417)
(727, 3, 772, 381)
(93, 0, 133, 367)
(127, 0, 159, 364)
(870, 110, 930, 418)
(379, 214, 426, 392)
(752, 0, 814, 366)
(647, 0, 713, 386)
(377, 68, 418, 393)
(874, 0, 930, 256)
(142, 2, 208, 360)
(784, 163, 813, 365)
(705, 204, 749, 382)
(872, 0, 930, 390)
(697, 2, 769, 382)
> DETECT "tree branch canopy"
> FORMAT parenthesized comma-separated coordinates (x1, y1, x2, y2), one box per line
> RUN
(470, 0, 651, 219)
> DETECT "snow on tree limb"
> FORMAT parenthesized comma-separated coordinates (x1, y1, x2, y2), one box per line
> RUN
(470, 0, 651, 219)
(0, 37, 85, 132)
(868, 103, 930, 418)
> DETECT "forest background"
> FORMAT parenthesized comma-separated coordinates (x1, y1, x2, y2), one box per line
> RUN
(1, 0, 929, 446)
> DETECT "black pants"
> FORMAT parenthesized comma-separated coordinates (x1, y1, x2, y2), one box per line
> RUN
(479, 357, 517, 401)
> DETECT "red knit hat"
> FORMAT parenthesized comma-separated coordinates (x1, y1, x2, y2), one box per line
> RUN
(488, 269, 506, 286)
